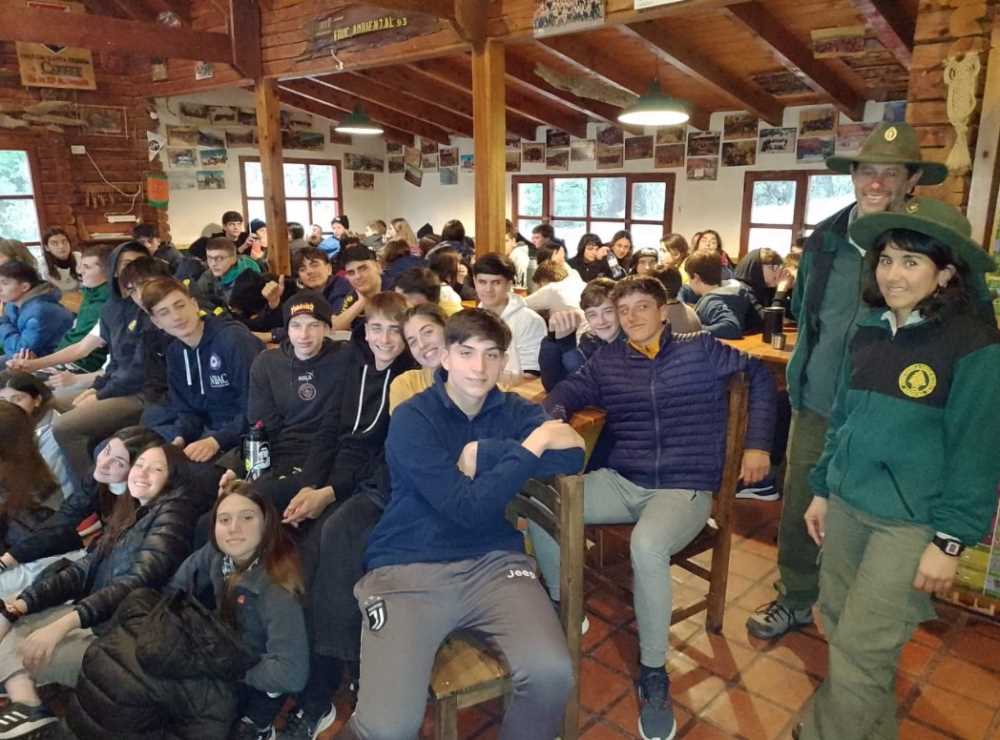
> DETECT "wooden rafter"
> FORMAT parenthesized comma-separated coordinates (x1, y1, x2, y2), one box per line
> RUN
(276, 87, 415, 147)
(848, 0, 914, 67)
(725, 2, 866, 121)
(618, 21, 784, 125)
(230, 0, 261, 79)
(142, 0, 191, 21)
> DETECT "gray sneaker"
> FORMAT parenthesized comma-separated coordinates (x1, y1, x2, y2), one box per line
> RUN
(636, 668, 676, 740)
(746, 600, 813, 640)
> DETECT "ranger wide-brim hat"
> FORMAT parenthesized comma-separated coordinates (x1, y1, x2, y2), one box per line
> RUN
(826, 122, 948, 186)
(849, 196, 997, 273)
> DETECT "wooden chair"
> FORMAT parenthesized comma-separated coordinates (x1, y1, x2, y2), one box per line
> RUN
(428, 474, 585, 740)
(586, 374, 749, 633)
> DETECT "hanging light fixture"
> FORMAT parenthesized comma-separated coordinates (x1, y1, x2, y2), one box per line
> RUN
(618, 81, 690, 127)
(335, 105, 384, 135)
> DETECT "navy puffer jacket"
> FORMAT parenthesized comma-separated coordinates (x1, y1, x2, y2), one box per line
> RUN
(544, 327, 776, 492)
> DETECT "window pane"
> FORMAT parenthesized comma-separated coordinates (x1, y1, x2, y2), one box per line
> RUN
(284, 163, 308, 198)
(590, 220, 625, 243)
(311, 199, 339, 229)
(806, 174, 855, 226)
(0, 151, 33, 196)
(309, 164, 336, 198)
(631, 181, 666, 220)
(244, 161, 263, 198)
(590, 178, 626, 218)
(285, 199, 311, 228)
(0, 199, 40, 243)
(552, 178, 587, 217)
(517, 183, 544, 217)
(748, 227, 793, 256)
(552, 220, 587, 253)
(246, 199, 266, 225)
(750, 180, 796, 225)
(517, 219, 541, 238)
(630, 223, 663, 250)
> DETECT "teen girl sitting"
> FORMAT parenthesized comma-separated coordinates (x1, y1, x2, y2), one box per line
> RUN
(798, 198, 1000, 740)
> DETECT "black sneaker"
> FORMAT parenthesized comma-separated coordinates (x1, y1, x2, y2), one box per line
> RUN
(735, 478, 780, 501)
(280, 704, 336, 740)
(636, 668, 676, 740)
(746, 600, 814, 640)
(231, 716, 276, 740)
(0, 703, 58, 739)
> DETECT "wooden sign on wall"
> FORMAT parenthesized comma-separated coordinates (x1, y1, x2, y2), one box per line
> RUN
(16, 0, 96, 90)
(302, 5, 443, 59)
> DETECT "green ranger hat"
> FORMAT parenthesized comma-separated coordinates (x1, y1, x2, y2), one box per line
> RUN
(849, 196, 997, 273)
(826, 122, 948, 186)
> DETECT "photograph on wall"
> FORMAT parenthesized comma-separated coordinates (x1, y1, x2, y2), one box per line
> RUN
(460, 154, 474, 171)
(836, 122, 877, 154)
(209, 106, 237, 126)
(283, 130, 324, 151)
(421, 139, 439, 155)
(404, 163, 423, 187)
(546, 129, 571, 149)
(796, 136, 835, 163)
(506, 146, 521, 172)
(329, 128, 353, 146)
(721, 140, 757, 167)
(168, 171, 197, 190)
(596, 124, 624, 146)
(404, 146, 422, 167)
(353, 172, 375, 191)
(197, 130, 225, 148)
(655, 126, 687, 146)
(811, 26, 866, 59)
(654, 144, 685, 169)
(388, 156, 405, 173)
(196, 170, 226, 189)
(596, 143, 623, 170)
(344, 153, 385, 172)
(439, 146, 459, 168)
(533, 0, 604, 38)
(199, 148, 228, 166)
(758, 127, 797, 155)
(237, 108, 257, 127)
(522, 142, 545, 164)
(687, 132, 720, 157)
(166, 148, 197, 168)
(723, 112, 759, 141)
(883, 100, 907, 122)
(624, 135, 654, 161)
(289, 113, 313, 130)
(440, 166, 459, 185)
(571, 139, 595, 162)
(686, 156, 718, 181)
(799, 107, 837, 137)
(421, 154, 438, 171)
(167, 126, 199, 147)
(225, 130, 256, 148)
(179, 102, 210, 122)
(546, 148, 569, 171)
(387, 142, 403, 155)
(78, 105, 127, 137)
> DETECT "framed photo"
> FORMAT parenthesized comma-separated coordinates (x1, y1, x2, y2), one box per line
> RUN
(166, 148, 197, 168)
(78, 105, 127, 137)
(655, 126, 686, 146)
(387, 142, 403, 154)
(197, 130, 224, 148)
(179, 102, 209, 122)
(687, 132, 720, 157)
(344, 153, 385, 172)
(721, 140, 756, 167)
(225, 130, 256, 148)
(596, 143, 623, 170)
(404, 163, 422, 187)
(388, 156, 405, 173)
(506, 147, 521, 172)
(421, 139, 439, 155)
(546, 148, 569, 171)
(209, 106, 237, 126)
(723, 112, 759, 141)
(237, 108, 257, 127)
(167, 126, 199, 147)
(596, 124, 624, 146)
(758, 127, 797, 155)
(439, 146, 459, 168)
(522, 142, 545, 164)
(836, 123, 877, 154)
(421, 153, 438, 171)
(624, 135, 654, 160)
(353, 172, 375, 191)
(796, 136, 835, 163)
(460, 154, 474, 171)
(546, 129, 571, 149)
(439, 166, 458, 185)
(654, 144, 685, 168)
(686, 156, 718, 181)
(799, 107, 837, 138)
(533, 0, 604, 38)
(571, 140, 595, 162)
(199, 148, 228, 166)
(196, 170, 226, 189)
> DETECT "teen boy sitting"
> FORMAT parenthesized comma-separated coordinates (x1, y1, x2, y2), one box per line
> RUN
(333, 308, 584, 740)
(395, 266, 463, 316)
(473, 253, 546, 377)
(684, 250, 761, 339)
(529, 276, 776, 740)
(294, 246, 349, 309)
(188, 210, 246, 261)
(141, 277, 264, 463)
(192, 237, 262, 310)
(331, 245, 387, 333)
(0, 261, 74, 366)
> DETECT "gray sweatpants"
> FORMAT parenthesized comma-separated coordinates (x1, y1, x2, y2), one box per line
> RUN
(0, 605, 95, 687)
(529, 468, 712, 668)
(344, 550, 573, 740)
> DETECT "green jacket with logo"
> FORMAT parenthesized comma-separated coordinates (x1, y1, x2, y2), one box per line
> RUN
(809, 308, 1000, 545)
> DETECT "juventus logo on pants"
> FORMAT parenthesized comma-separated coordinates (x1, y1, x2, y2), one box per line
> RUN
(365, 598, 387, 632)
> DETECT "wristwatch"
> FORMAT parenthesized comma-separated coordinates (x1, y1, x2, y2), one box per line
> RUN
(932, 534, 965, 557)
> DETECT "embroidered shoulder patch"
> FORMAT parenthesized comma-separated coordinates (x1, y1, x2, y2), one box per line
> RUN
(898, 363, 936, 398)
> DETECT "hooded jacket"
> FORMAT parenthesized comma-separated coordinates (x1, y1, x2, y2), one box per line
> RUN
(734, 249, 777, 310)
(495, 292, 546, 375)
(92, 244, 150, 401)
(248, 337, 344, 467)
(692, 279, 763, 339)
(192, 256, 261, 310)
(155, 316, 264, 452)
(539, 329, 624, 392)
(55, 281, 109, 372)
(0, 282, 74, 357)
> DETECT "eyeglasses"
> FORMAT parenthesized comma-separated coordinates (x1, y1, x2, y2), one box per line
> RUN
(206, 254, 234, 264)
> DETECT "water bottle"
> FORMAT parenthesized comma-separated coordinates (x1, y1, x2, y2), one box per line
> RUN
(243, 421, 271, 481)
(606, 252, 626, 280)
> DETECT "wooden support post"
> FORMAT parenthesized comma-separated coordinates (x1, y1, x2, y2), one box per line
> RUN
(472, 39, 507, 256)
(255, 78, 289, 276)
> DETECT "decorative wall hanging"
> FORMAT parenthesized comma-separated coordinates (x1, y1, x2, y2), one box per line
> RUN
(810, 26, 866, 59)
(16, 0, 96, 90)
(302, 5, 442, 60)
(535, 65, 636, 109)
(944, 52, 982, 176)
(78, 105, 127, 137)
(533, 0, 604, 38)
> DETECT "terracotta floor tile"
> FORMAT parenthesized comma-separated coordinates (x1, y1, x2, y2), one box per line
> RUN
(579, 656, 634, 714)
(723, 573, 758, 605)
(603, 690, 693, 739)
(701, 686, 793, 740)
(911, 619, 953, 650)
(728, 551, 779, 582)
(591, 629, 640, 678)
(899, 640, 937, 678)
(470, 722, 498, 740)
(671, 614, 708, 646)
(764, 632, 829, 679)
(896, 719, 954, 740)
(680, 720, 735, 739)
(967, 616, 1000, 642)
(909, 683, 995, 739)
(676, 630, 759, 681)
(947, 629, 1000, 673)
(740, 655, 820, 712)
(580, 719, 632, 739)
(586, 588, 636, 626)
(666, 653, 729, 713)
(737, 582, 782, 613)
(928, 656, 1000, 708)
(717, 604, 762, 649)
(583, 612, 616, 653)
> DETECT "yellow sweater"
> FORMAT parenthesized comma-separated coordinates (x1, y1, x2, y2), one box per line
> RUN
(389, 366, 436, 414)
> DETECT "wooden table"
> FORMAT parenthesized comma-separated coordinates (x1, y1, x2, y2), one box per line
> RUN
(508, 375, 606, 466)
(720, 330, 796, 367)
(59, 291, 82, 314)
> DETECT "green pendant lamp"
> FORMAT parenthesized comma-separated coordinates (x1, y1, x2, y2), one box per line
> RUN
(618, 81, 690, 127)
(335, 105, 384, 135)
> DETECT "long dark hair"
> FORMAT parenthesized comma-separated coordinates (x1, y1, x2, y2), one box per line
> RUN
(93, 426, 165, 523)
(0, 401, 57, 515)
(0, 370, 53, 423)
(41, 227, 79, 281)
(861, 228, 970, 321)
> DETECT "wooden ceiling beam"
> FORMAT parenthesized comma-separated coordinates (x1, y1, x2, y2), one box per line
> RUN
(142, 0, 191, 22)
(618, 21, 784, 125)
(848, 0, 914, 67)
(725, 2, 866, 121)
(412, 57, 589, 138)
(229, 0, 261, 79)
(276, 88, 415, 147)
(538, 37, 711, 131)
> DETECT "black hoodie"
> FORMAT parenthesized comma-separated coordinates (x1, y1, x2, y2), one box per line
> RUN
(92, 243, 149, 401)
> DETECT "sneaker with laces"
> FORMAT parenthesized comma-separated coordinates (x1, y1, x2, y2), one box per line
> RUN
(636, 668, 676, 740)
(746, 600, 813, 640)
(232, 716, 276, 740)
(280, 704, 336, 740)
(0, 702, 58, 739)
(735, 478, 780, 501)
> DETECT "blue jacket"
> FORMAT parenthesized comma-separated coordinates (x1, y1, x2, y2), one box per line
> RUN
(92, 243, 149, 401)
(155, 316, 264, 451)
(692, 280, 761, 339)
(365, 372, 584, 569)
(0, 282, 73, 357)
(539, 330, 624, 392)
(381, 253, 425, 291)
(318, 235, 341, 259)
(545, 327, 776, 492)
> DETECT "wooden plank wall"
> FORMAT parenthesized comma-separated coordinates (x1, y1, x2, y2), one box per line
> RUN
(0, 42, 166, 245)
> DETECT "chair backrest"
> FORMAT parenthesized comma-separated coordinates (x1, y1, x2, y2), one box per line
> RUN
(713, 373, 750, 527)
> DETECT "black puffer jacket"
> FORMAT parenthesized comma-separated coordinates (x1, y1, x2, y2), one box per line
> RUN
(67, 588, 241, 740)
(19, 488, 198, 630)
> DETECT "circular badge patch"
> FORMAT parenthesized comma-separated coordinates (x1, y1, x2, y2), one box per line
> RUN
(298, 382, 317, 401)
(884, 126, 898, 142)
(905, 200, 920, 214)
(898, 363, 936, 398)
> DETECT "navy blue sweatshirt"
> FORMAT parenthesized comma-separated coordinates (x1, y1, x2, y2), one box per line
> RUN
(365, 372, 584, 570)
(155, 316, 264, 451)
(92, 244, 149, 400)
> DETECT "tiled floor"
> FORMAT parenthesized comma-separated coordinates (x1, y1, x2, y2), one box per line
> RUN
(317, 500, 1000, 740)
